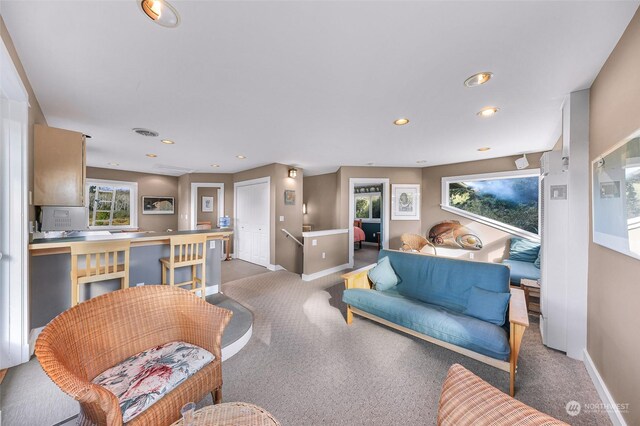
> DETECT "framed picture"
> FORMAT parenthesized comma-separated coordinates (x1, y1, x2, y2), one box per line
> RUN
(392, 184, 420, 220)
(284, 190, 296, 205)
(202, 196, 214, 212)
(142, 196, 175, 215)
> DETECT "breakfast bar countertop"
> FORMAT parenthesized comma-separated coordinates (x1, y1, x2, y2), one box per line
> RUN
(29, 228, 233, 255)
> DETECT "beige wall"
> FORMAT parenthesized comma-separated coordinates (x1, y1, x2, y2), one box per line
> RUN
(303, 172, 338, 230)
(588, 8, 640, 424)
(1, 17, 47, 222)
(421, 153, 543, 262)
(337, 166, 423, 249)
(303, 232, 349, 275)
(86, 167, 179, 232)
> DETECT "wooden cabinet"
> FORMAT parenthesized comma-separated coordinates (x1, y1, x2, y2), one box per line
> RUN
(34, 124, 86, 206)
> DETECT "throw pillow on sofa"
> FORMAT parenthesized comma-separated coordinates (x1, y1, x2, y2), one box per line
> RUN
(368, 256, 399, 291)
(464, 286, 511, 326)
(509, 237, 540, 263)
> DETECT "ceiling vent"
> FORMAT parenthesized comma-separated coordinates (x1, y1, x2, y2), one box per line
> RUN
(152, 164, 194, 176)
(133, 128, 159, 137)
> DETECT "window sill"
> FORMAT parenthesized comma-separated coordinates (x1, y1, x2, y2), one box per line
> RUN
(439, 205, 540, 242)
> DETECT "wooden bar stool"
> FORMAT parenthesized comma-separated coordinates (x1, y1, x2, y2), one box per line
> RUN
(70, 240, 130, 306)
(160, 234, 208, 299)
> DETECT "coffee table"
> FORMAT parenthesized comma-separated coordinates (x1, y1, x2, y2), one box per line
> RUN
(170, 402, 280, 426)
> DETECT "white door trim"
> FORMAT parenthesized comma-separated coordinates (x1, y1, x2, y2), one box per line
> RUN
(349, 178, 390, 267)
(190, 182, 224, 229)
(234, 177, 271, 267)
(1, 37, 30, 368)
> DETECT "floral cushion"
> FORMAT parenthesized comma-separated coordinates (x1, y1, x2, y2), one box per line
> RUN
(92, 341, 214, 423)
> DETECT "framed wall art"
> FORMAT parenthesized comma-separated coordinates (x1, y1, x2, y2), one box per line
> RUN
(391, 184, 420, 220)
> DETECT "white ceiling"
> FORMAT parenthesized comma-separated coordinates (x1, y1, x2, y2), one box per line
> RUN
(2, 1, 638, 176)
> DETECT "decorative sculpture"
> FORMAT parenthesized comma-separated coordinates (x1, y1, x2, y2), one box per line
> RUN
(428, 220, 483, 250)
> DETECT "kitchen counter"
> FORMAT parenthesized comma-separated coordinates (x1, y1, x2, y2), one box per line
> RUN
(29, 228, 233, 255)
(29, 228, 234, 328)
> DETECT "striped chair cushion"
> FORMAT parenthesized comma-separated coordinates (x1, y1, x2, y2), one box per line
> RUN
(438, 364, 568, 426)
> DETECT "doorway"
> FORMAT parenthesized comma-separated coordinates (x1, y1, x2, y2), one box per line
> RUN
(234, 177, 270, 268)
(1, 38, 30, 369)
(190, 182, 224, 229)
(349, 178, 390, 267)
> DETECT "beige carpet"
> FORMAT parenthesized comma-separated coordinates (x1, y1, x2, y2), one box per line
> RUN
(219, 269, 611, 426)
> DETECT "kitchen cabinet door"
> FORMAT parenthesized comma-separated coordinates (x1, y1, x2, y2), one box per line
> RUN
(34, 124, 86, 206)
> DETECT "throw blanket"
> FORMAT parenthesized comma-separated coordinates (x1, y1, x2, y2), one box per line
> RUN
(354, 226, 365, 242)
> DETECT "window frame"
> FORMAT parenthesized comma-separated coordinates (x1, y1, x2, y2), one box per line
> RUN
(85, 178, 138, 230)
(441, 169, 541, 241)
(354, 192, 382, 223)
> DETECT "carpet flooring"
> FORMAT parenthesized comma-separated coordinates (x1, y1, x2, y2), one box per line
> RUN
(219, 269, 611, 426)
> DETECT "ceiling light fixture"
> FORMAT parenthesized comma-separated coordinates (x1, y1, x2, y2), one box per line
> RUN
(477, 147, 491, 152)
(366, 162, 374, 166)
(108, 162, 120, 166)
(464, 72, 493, 87)
(161, 139, 175, 145)
(211, 164, 220, 168)
(394, 118, 410, 126)
(139, 0, 180, 28)
(477, 106, 499, 118)
(133, 128, 159, 137)
(416, 160, 427, 164)
(146, 153, 158, 158)
(236, 155, 246, 159)
(288, 168, 298, 178)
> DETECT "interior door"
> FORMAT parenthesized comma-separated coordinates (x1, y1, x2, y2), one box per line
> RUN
(236, 181, 269, 267)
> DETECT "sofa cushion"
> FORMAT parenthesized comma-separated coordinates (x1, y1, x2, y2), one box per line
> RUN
(343, 288, 511, 361)
(368, 256, 399, 291)
(503, 259, 541, 284)
(92, 341, 214, 423)
(508, 238, 540, 263)
(378, 250, 510, 314)
(463, 286, 511, 326)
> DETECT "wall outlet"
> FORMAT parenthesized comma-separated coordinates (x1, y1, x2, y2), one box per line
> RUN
(209, 240, 216, 249)
(312, 239, 317, 246)
(469, 253, 474, 260)
(136, 282, 145, 286)
(322, 252, 326, 259)
(279, 215, 285, 222)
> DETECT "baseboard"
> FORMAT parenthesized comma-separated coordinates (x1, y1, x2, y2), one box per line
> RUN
(29, 326, 45, 356)
(267, 264, 285, 272)
(584, 349, 628, 426)
(221, 324, 252, 361)
(302, 263, 350, 281)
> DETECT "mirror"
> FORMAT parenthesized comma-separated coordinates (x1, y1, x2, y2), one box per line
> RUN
(592, 129, 640, 260)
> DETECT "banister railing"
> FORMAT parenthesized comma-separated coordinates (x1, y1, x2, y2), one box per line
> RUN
(281, 228, 303, 247)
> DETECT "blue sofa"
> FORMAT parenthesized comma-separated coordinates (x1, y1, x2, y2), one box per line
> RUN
(501, 237, 541, 284)
(342, 250, 529, 396)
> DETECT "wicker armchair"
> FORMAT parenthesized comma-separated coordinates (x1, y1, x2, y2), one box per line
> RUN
(400, 233, 438, 255)
(35, 285, 233, 426)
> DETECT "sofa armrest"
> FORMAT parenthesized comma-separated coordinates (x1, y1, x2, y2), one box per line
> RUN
(509, 288, 529, 327)
(341, 264, 375, 290)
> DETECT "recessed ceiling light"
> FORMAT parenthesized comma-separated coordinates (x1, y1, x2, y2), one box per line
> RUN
(211, 164, 220, 168)
(108, 162, 120, 166)
(139, 0, 180, 28)
(161, 139, 175, 145)
(146, 153, 158, 158)
(366, 162, 374, 166)
(236, 155, 247, 159)
(464, 72, 493, 87)
(416, 160, 427, 164)
(477, 147, 491, 152)
(393, 118, 410, 126)
(477, 106, 499, 118)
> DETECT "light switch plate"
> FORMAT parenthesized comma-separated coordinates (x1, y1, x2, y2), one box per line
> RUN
(209, 240, 216, 249)
(279, 216, 285, 222)
(312, 239, 317, 246)
(322, 252, 326, 259)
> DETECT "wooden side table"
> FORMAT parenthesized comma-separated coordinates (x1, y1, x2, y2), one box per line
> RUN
(520, 278, 541, 314)
(171, 403, 280, 426)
